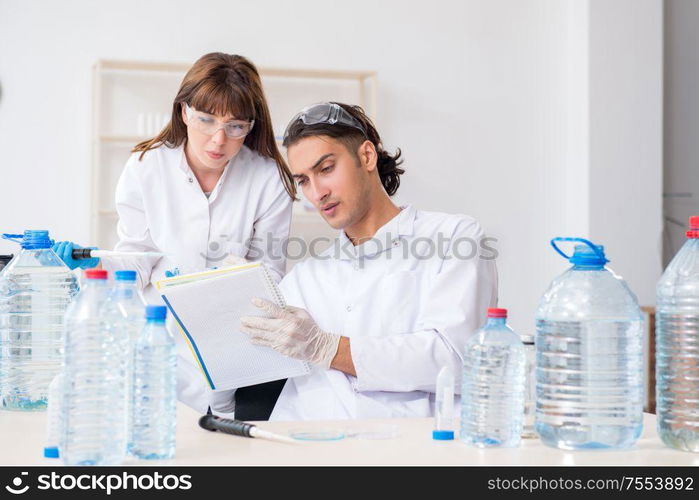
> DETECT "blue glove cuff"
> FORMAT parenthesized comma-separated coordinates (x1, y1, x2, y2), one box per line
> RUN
(78, 258, 100, 270)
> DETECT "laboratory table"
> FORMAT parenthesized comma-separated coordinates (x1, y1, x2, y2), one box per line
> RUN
(0, 403, 697, 466)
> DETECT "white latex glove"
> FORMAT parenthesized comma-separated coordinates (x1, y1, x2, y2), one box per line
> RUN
(240, 297, 341, 369)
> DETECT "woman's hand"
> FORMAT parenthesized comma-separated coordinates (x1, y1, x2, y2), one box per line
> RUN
(52, 241, 100, 270)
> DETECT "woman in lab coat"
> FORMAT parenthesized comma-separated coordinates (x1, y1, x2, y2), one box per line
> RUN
(54, 52, 296, 412)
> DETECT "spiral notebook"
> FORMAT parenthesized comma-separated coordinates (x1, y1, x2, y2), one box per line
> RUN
(156, 263, 310, 391)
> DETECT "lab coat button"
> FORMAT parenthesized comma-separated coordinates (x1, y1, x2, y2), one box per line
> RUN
(346, 305, 352, 312)
(188, 177, 194, 183)
(392, 239, 400, 247)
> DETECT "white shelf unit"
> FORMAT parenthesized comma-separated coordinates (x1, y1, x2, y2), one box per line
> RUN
(91, 59, 377, 267)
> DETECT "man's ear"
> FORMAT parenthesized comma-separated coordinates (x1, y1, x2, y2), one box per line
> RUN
(357, 140, 378, 172)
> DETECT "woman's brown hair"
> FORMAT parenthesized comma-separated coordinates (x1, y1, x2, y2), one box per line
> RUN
(133, 53, 296, 199)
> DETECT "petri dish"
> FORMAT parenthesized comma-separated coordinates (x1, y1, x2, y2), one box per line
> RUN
(288, 428, 346, 441)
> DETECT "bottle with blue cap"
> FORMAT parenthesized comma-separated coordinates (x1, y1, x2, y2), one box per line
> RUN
(0, 230, 78, 411)
(102, 272, 145, 340)
(433, 365, 455, 441)
(44, 373, 64, 458)
(460, 308, 526, 448)
(131, 305, 177, 459)
(101, 270, 145, 453)
(535, 238, 643, 450)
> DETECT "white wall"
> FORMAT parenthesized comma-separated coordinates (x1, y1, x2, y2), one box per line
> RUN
(664, 0, 699, 264)
(587, 0, 664, 306)
(0, 0, 663, 334)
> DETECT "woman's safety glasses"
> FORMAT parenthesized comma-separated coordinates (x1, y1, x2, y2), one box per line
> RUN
(283, 102, 367, 142)
(184, 104, 254, 139)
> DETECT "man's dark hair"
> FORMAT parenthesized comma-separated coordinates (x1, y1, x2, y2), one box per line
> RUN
(282, 103, 405, 196)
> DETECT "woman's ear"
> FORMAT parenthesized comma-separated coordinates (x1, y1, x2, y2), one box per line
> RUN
(358, 140, 378, 172)
(181, 103, 188, 124)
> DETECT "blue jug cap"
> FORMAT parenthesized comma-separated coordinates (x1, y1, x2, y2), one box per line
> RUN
(115, 270, 137, 281)
(2, 230, 53, 250)
(570, 244, 607, 267)
(145, 305, 167, 320)
(432, 430, 455, 440)
(43, 446, 59, 458)
(550, 237, 609, 268)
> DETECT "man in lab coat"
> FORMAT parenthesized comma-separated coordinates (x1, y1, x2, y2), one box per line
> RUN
(238, 102, 498, 420)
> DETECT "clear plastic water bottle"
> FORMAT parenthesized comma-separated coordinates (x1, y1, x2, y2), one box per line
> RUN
(132, 305, 176, 459)
(44, 373, 63, 459)
(433, 365, 455, 441)
(656, 216, 699, 453)
(0, 231, 78, 411)
(101, 270, 145, 452)
(536, 237, 644, 450)
(461, 308, 526, 448)
(61, 270, 128, 465)
(103, 270, 145, 337)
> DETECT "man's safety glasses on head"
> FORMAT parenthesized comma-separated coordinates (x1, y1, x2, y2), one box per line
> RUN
(185, 104, 254, 139)
(283, 102, 367, 142)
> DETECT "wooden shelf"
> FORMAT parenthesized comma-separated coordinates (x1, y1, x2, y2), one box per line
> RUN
(98, 208, 323, 220)
(96, 60, 189, 74)
(97, 210, 326, 224)
(260, 67, 376, 81)
(641, 306, 656, 414)
(96, 59, 376, 81)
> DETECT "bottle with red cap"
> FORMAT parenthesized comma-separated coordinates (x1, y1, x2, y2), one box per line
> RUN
(656, 216, 699, 453)
(60, 269, 129, 465)
(460, 307, 526, 448)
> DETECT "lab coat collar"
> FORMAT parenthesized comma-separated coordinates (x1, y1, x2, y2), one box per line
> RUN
(334, 204, 416, 260)
(177, 143, 241, 203)
(177, 144, 190, 175)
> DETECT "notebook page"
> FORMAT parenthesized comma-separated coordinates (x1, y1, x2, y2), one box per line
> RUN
(158, 262, 260, 289)
(161, 266, 309, 390)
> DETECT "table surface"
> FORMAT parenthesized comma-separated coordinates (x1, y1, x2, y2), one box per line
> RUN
(1, 403, 697, 466)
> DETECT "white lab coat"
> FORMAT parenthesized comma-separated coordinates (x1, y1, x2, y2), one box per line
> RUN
(100, 143, 292, 413)
(270, 205, 498, 420)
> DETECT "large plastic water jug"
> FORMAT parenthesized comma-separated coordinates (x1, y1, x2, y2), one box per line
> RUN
(535, 237, 644, 449)
(0, 231, 78, 411)
(656, 216, 699, 453)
